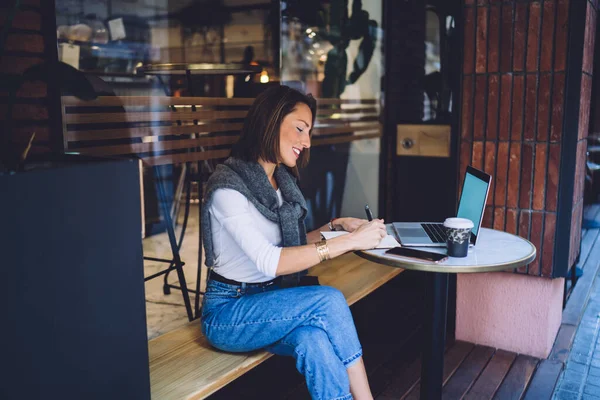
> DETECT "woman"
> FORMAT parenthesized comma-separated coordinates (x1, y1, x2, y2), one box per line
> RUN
(201, 85, 387, 400)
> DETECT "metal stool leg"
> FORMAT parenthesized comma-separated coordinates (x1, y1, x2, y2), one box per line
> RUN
(154, 165, 194, 321)
(195, 160, 204, 318)
(162, 166, 192, 295)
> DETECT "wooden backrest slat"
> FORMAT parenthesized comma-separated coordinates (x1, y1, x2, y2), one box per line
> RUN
(313, 132, 381, 147)
(317, 98, 377, 105)
(64, 110, 248, 125)
(66, 123, 244, 142)
(146, 149, 232, 166)
(62, 96, 255, 107)
(73, 136, 240, 157)
(313, 123, 380, 136)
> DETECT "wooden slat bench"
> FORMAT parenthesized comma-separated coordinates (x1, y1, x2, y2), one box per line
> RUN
(148, 252, 403, 400)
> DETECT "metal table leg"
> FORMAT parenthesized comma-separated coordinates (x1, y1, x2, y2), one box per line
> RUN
(420, 272, 449, 399)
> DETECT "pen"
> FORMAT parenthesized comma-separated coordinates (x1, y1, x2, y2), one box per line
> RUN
(365, 204, 374, 221)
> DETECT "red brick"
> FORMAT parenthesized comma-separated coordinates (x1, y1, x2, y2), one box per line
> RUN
(526, 2, 541, 71)
(485, 142, 496, 206)
(569, 202, 583, 267)
(529, 211, 545, 276)
(540, 1, 556, 72)
(487, 75, 500, 140)
(472, 141, 485, 170)
(460, 142, 472, 185)
(583, 2, 597, 75)
(507, 142, 521, 208)
(551, 73, 566, 142)
(579, 74, 593, 140)
(537, 73, 552, 141)
(574, 141, 587, 204)
(513, 3, 528, 72)
(542, 213, 556, 277)
(461, 76, 474, 140)
(4, 33, 44, 54)
(518, 210, 532, 273)
(464, 7, 476, 74)
(524, 74, 538, 141)
(0, 55, 43, 74)
(493, 207, 506, 231)
(520, 143, 534, 209)
(488, 5, 501, 73)
(495, 141, 509, 207)
(533, 143, 548, 211)
(476, 7, 489, 73)
(0, 9, 41, 31)
(483, 205, 494, 228)
(511, 75, 525, 141)
(506, 208, 518, 234)
(474, 75, 487, 140)
(499, 74, 512, 140)
(501, 5, 514, 73)
(555, 0, 570, 72)
(546, 144, 560, 212)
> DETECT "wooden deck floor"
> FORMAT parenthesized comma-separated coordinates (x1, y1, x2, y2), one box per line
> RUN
(375, 340, 540, 399)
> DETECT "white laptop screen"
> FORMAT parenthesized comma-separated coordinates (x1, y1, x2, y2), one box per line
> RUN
(456, 170, 489, 236)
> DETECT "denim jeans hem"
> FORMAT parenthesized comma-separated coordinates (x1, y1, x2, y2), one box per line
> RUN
(342, 349, 363, 368)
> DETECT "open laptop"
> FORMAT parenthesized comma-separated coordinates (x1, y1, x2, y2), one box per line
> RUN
(392, 166, 492, 247)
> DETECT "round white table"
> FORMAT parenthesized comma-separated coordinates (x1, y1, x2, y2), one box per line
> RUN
(356, 227, 536, 400)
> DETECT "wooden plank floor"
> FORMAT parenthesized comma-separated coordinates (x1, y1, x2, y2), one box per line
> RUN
(374, 340, 540, 400)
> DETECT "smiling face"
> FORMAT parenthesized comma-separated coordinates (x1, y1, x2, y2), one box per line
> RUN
(278, 102, 313, 168)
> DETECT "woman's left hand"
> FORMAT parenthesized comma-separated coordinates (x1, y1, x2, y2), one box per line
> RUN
(334, 217, 369, 232)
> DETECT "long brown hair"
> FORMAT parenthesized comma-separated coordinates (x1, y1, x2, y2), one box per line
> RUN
(231, 85, 317, 175)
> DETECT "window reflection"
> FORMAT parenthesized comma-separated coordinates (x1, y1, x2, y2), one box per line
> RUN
(282, 0, 383, 229)
(422, 5, 455, 123)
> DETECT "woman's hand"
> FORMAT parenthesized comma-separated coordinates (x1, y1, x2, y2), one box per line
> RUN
(334, 217, 368, 232)
(345, 219, 387, 251)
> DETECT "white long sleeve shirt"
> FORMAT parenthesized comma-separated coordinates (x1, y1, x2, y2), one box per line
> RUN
(208, 188, 284, 282)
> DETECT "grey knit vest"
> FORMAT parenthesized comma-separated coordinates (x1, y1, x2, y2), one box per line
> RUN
(201, 157, 308, 286)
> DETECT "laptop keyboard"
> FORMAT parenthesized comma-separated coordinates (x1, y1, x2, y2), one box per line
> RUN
(421, 223, 447, 243)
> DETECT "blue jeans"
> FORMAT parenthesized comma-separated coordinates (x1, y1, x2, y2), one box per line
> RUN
(201, 279, 363, 400)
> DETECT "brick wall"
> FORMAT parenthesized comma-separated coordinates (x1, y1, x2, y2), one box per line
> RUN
(460, 0, 597, 278)
(0, 0, 56, 160)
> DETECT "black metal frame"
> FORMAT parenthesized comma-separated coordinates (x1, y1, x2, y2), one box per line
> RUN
(554, 0, 587, 280)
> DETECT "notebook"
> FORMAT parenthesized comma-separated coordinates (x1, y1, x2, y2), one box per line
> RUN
(320, 231, 401, 249)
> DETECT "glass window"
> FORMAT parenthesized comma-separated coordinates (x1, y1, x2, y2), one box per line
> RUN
(281, 0, 384, 229)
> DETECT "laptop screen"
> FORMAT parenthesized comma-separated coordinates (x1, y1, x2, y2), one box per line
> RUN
(456, 167, 490, 238)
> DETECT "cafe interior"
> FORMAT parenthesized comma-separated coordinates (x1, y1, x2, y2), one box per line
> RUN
(3, 0, 600, 399)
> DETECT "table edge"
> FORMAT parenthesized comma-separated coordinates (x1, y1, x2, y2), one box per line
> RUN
(355, 229, 537, 273)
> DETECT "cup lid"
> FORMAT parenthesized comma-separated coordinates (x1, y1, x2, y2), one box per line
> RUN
(443, 217, 474, 229)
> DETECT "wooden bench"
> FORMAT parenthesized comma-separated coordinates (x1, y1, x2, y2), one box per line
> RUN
(148, 252, 403, 400)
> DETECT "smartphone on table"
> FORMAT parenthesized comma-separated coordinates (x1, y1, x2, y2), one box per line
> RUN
(385, 247, 448, 263)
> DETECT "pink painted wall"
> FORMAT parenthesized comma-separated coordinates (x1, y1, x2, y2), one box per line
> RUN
(456, 273, 564, 359)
